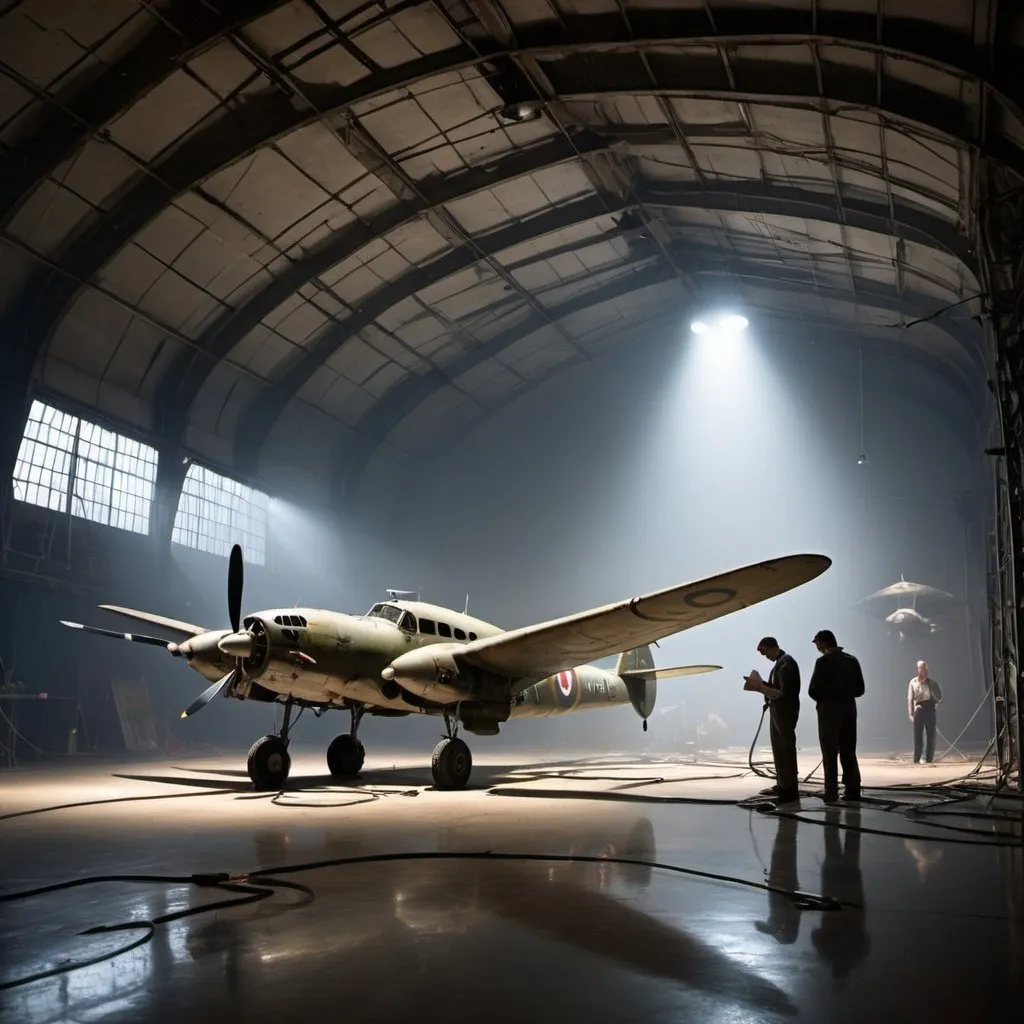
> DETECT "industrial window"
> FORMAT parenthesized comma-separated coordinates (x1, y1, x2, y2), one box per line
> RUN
(171, 463, 269, 566)
(11, 400, 158, 534)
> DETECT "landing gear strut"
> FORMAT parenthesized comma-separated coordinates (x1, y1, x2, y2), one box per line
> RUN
(247, 698, 296, 790)
(327, 705, 366, 778)
(431, 711, 472, 790)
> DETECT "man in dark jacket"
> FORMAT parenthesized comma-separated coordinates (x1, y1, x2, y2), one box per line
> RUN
(745, 636, 800, 802)
(807, 629, 864, 802)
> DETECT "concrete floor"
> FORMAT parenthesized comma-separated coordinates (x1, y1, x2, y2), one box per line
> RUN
(1, 749, 1021, 1024)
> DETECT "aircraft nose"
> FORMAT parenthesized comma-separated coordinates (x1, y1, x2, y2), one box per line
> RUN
(381, 665, 396, 681)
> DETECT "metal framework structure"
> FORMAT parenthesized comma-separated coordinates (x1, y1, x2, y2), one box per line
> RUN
(0, 0, 1021, 782)
(981, 161, 1024, 787)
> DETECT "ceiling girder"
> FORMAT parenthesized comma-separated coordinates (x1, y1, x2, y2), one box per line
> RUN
(230, 175, 973, 472)
(166, 122, 971, 455)
(5, 9, 1014, 377)
(0, 0, 293, 228)
(332, 254, 982, 502)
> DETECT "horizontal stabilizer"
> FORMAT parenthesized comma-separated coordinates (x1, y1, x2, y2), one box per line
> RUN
(621, 664, 721, 680)
(98, 605, 208, 637)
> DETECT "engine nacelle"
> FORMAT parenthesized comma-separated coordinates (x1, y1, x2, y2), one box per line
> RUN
(383, 643, 470, 704)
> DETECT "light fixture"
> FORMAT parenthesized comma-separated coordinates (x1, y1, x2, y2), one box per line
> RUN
(689, 313, 748, 337)
(857, 452, 867, 465)
(498, 101, 542, 123)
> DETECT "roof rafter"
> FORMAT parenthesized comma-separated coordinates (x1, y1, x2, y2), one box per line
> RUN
(6, 9, 1015, 371)
(0, 0, 294, 227)
(228, 176, 973, 472)
(332, 256, 982, 502)
(164, 120, 971, 450)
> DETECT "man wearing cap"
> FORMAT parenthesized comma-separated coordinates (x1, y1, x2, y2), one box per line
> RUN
(808, 629, 865, 802)
(744, 637, 801, 803)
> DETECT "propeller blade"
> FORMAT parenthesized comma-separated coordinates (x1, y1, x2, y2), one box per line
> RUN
(61, 621, 174, 648)
(181, 670, 236, 720)
(228, 544, 243, 634)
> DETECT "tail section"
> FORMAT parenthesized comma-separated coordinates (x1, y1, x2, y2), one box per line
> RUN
(616, 645, 723, 723)
(616, 645, 658, 721)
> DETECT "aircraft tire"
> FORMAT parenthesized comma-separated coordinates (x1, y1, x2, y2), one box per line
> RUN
(327, 734, 365, 777)
(247, 735, 291, 790)
(431, 737, 472, 790)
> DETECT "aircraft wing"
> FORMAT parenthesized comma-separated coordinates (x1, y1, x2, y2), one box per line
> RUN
(98, 605, 209, 637)
(458, 554, 830, 682)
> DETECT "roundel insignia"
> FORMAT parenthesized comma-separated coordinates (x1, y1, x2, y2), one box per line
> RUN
(683, 587, 738, 609)
(552, 668, 579, 708)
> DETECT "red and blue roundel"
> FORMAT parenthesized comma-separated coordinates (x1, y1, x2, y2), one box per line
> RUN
(552, 668, 578, 707)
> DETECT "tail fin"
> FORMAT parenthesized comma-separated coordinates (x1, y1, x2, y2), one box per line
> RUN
(617, 645, 657, 721)
(615, 645, 656, 677)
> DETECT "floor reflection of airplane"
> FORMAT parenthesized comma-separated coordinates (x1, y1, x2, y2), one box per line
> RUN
(184, 818, 795, 1018)
(62, 548, 830, 790)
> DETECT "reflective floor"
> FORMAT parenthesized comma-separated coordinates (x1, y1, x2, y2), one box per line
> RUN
(1, 751, 1021, 1023)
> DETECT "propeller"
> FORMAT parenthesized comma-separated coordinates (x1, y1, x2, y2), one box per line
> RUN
(61, 621, 177, 648)
(182, 543, 248, 719)
(228, 542, 243, 634)
(181, 671, 235, 719)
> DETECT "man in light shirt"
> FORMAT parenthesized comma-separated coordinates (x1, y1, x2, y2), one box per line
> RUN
(907, 660, 943, 764)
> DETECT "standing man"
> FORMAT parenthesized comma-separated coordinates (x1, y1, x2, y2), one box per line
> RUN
(744, 636, 801, 803)
(807, 629, 865, 803)
(907, 660, 943, 764)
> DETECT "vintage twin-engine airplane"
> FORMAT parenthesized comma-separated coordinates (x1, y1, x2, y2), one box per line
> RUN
(62, 548, 830, 790)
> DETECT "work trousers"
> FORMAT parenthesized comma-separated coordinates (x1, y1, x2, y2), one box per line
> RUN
(816, 699, 861, 800)
(769, 701, 800, 796)
(913, 701, 937, 763)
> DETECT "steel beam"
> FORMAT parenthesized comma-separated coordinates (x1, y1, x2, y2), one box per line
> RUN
(332, 252, 982, 503)
(6, 13, 1014, 402)
(229, 178, 974, 472)
(979, 158, 1024, 787)
(0, 0, 293, 226)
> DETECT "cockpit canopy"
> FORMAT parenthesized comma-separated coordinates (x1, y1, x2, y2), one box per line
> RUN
(366, 603, 477, 641)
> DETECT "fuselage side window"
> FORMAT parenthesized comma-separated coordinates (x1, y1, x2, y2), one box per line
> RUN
(437, 622, 452, 638)
(419, 618, 436, 635)
(274, 615, 283, 625)
(454, 627, 466, 641)
(468, 632, 477, 641)
(399, 611, 416, 632)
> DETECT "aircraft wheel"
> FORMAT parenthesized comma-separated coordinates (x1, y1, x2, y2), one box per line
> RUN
(247, 735, 291, 790)
(431, 737, 472, 790)
(327, 734, 365, 777)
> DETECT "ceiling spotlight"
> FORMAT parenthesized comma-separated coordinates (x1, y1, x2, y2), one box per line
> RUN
(689, 313, 748, 338)
(857, 452, 868, 465)
(498, 101, 542, 123)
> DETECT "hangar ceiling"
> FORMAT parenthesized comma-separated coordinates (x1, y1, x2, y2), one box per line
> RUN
(1, 0, 1020, 507)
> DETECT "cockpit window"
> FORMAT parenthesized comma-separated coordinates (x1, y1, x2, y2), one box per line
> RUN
(367, 603, 404, 625)
(399, 611, 416, 632)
